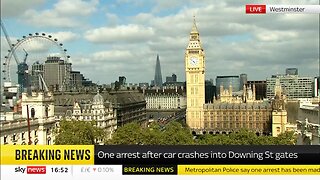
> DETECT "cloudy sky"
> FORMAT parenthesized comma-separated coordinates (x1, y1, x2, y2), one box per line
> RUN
(1, 0, 319, 85)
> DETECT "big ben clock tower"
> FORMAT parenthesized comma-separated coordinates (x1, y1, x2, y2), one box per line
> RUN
(185, 18, 205, 130)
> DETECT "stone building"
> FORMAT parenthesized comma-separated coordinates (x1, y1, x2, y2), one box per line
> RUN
(70, 92, 117, 140)
(296, 99, 320, 145)
(201, 85, 272, 135)
(53, 90, 146, 127)
(143, 87, 186, 110)
(0, 91, 57, 145)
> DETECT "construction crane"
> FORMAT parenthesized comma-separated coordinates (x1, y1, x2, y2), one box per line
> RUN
(33, 70, 49, 92)
(38, 73, 49, 92)
(1, 20, 19, 65)
(22, 48, 28, 63)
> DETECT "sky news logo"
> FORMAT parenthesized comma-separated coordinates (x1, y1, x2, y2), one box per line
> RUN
(15, 166, 46, 174)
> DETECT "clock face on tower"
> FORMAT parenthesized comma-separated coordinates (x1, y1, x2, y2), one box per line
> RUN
(189, 57, 199, 67)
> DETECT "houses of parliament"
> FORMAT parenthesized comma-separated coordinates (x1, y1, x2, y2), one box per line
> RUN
(185, 18, 296, 136)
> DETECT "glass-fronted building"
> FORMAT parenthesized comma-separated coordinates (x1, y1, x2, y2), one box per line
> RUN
(216, 76, 240, 96)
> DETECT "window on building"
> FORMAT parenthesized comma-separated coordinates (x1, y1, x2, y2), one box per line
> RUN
(22, 132, 25, 139)
(223, 123, 227, 128)
(31, 108, 35, 118)
(13, 134, 16, 141)
(35, 130, 37, 137)
(4, 136, 7, 144)
(45, 106, 49, 117)
(204, 122, 208, 127)
(256, 123, 260, 128)
(242, 123, 246, 128)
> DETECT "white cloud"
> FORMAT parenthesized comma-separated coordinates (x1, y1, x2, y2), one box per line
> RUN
(1, 0, 44, 17)
(106, 13, 120, 26)
(46, 31, 79, 42)
(84, 24, 155, 43)
(93, 50, 134, 62)
(21, 0, 99, 28)
(54, 0, 98, 16)
(255, 30, 298, 42)
(23, 9, 80, 28)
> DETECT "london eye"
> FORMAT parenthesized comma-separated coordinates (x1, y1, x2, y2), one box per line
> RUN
(1, 30, 71, 92)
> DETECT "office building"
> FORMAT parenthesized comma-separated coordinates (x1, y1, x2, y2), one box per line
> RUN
(44, 56, 72, 91)
(216, 76, 240, 96)
(165, 73, 177, 83)
(266, 75, 313, 99)
(70, 71, 83, 90)
(205, 80, 215, 103)
(17, 62, 28, 92)
(247, 80, 267, 100)
(286, 68, 298, 75)
(30, 61, 45, 90)
(240, 73, 247, 90)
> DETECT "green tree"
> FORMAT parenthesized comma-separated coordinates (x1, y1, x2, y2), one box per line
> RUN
(106, 122, 145, 145)
(108, 121, 194, 145)
(142, 122, 163, 145)
(54, 119, 103, 145)
(107, 121, 297, 145)
(159, 121, 194, 145)
(274, 131, 297, 145)
(196, 129, 297, 145)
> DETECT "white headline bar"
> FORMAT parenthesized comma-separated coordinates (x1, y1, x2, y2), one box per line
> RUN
(267, 5, 320, 14)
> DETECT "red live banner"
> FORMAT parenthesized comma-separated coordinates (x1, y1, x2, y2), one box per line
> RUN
(246, 5, 266, 14)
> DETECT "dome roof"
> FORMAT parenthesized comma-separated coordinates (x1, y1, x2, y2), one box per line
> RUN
(93, 92, 104, 104)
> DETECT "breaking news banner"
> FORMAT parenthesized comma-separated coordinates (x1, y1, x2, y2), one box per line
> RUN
(0, 145, 319, 179)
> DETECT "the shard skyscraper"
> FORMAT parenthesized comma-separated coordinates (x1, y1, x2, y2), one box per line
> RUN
(153, 54, 163, 87)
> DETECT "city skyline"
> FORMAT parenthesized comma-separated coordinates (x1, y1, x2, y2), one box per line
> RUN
(1, 0, 319, 84)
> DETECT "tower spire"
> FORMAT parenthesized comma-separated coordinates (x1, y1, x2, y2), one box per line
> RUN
(187, 16, 202, 49)
(154, 54, 163, 87)
(191, 15, 198, 34)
